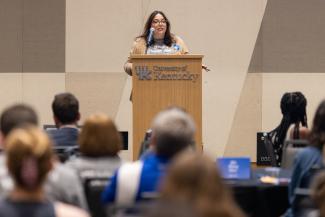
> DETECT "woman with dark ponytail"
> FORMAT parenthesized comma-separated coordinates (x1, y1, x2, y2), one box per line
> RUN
(268, 92, 308, 167)
(0, 127, 89, 217)
(284, 100, 325, 217)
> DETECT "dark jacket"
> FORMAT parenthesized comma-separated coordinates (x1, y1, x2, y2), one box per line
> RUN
(48, 127, 79, 147)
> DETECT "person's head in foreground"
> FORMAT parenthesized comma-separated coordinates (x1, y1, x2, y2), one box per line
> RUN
(79, 113, 122, 157)
(151, 107, 196, 159)
(6, 127, 53, 195)
(0, 104, 38, 140)
(3, 126, 89, 217)
(160, 152, 246, 217)
(309, 100, 325, 150)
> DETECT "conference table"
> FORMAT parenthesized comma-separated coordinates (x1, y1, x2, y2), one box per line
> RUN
(226, 168, 292, 217)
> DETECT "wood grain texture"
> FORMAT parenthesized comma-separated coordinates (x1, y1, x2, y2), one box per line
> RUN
(131, 55, 203, 159)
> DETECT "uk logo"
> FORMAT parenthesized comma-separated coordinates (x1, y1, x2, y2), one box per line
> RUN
(135, 66, 152, 80)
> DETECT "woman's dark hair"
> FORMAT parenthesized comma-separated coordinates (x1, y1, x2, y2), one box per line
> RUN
(309, 100, 325, 150)
(278, 92, 308, 138)
(270, 92, 307, 166)
(138, 10, 174, 47)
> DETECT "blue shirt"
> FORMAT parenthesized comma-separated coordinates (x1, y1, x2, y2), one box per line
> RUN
(285, 146, 323, 217)
(101, 154, 169, 203)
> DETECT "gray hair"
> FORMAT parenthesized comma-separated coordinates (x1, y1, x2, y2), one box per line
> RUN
(151, 107, 196, 158)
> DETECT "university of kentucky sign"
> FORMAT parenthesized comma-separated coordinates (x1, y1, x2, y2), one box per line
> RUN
(135, 65, 199, 82)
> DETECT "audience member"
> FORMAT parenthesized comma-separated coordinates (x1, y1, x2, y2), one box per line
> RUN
(0, 104, 88, 210)
(160, 152, 246, 217)
(268, 92, 308, 166)
(310, 171, 325, 217)
(48, 92, 80, 147)
(0, 104, 39, 193)
(102, 107, 196, 204)
(0, 104, 38, 138)
(284, 100, 325, 217)
(65, 113, 123, 179)
(0, 126, 89, 217)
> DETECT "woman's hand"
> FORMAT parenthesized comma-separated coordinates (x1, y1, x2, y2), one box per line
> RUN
(202, 64, 210, 72)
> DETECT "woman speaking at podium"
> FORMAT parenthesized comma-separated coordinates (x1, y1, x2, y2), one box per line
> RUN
(124, 10, 189, 75)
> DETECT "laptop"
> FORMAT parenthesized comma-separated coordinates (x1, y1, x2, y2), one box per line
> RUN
(217, 157, 251, 180)
(43, 124, 129, 150)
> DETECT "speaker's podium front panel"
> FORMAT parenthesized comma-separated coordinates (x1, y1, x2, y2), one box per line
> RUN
(131, 54, 203, 159)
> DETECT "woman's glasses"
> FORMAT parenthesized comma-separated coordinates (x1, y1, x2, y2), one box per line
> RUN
(152, 19, 167, 25)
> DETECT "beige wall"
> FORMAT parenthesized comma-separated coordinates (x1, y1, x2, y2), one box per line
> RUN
(65, 0, 268, 160)
(262, 73, 325, 132)
(2, 0, 325, 161)
(0, 73, 65, 126)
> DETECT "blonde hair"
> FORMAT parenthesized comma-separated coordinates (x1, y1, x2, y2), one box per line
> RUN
(161, 152, 246, 217)
(79, 113, 122, 157)
(5, 127, 53, 190)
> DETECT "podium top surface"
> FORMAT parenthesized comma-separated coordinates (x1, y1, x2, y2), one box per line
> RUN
(130, 54, 203, 59)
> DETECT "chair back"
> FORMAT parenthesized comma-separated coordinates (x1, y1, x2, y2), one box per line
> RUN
(292, 188, 317, 217)
(52, 146, 79, 163)
(80, 170, 112, 217)
(138, 129, 152, 160)
(281, 140, 309, 169)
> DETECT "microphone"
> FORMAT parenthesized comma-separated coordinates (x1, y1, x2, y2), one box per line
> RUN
(147, 27, 155, 46)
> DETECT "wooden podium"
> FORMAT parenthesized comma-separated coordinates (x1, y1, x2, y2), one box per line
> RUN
(131, 54, 203, 160)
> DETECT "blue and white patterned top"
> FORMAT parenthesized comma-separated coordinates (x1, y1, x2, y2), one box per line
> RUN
(146, 39, 181, 54)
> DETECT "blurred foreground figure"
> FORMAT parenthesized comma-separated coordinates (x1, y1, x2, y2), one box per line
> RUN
(0, 127, 89, 217)
(160, 152, 246, 217)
